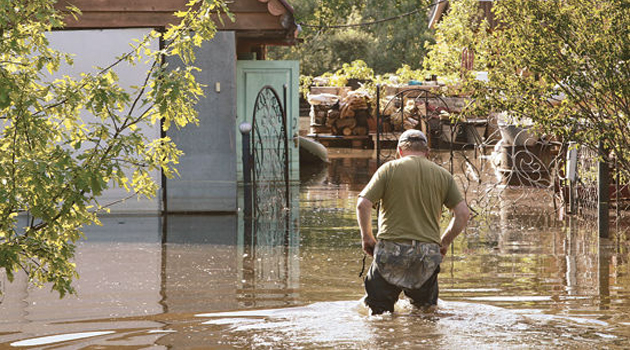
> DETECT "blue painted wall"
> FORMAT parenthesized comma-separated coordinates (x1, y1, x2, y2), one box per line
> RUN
(166, 32, 238, 212)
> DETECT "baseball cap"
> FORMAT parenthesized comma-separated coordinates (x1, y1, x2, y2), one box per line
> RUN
(397, 129, 427, 147)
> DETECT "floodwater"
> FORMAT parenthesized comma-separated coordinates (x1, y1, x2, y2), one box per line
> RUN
(2, 149, 630, 349)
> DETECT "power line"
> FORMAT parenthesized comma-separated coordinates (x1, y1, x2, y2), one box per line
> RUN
(298, 0, 448, 29)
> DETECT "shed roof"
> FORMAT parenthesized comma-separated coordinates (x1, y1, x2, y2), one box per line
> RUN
(428, 0, 496, 29)
(54, 0, 299, 45)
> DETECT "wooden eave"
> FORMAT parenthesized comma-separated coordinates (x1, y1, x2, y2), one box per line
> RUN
(54, 0, 299, 45)
(428, 0, 449, 29)
(428, 0, 497, 29)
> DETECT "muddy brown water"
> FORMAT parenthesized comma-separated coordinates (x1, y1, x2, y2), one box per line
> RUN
(1, 149, 630, 349)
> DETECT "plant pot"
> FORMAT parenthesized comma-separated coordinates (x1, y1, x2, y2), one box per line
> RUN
(498, 122, 537, 146)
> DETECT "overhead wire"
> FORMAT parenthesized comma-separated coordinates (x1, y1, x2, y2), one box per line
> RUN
(298, 0, 448, 29)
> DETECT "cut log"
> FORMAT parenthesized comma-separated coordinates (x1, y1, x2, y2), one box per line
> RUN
(403, 118, 419, 130)
(354, 109, 369, 126)
(353, 126, 368, 136)
(340, 104, 355, 118)
(342, 127, 353, 136)
(335, 118, 357, 129)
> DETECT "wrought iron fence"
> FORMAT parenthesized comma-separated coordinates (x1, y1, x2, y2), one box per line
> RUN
(565, 144, 630, 238)
(372, 86, 630, 232)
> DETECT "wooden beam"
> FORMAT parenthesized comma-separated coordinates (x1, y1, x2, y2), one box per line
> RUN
(57, 0, 276, 14)
(59, 11, 177, 28)
(227, 0, 270, 13)
(228, 13, 283, 29)
(55, 0, 188, 12)
(59, 11, 283, 30)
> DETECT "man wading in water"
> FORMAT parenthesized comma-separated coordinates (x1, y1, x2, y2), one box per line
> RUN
(356, 129, 470, 315)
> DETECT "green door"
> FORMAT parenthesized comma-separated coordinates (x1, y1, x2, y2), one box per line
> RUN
(236, 60, 300, 184)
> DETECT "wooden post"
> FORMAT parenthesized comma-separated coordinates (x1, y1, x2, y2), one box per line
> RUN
(566, 141, 577, 214)
(598, 241, 611, 310)
(598, 140, 610, 239)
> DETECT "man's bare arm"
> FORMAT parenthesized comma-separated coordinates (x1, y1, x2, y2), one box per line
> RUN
(440, 200, 470, 256)
(356, 197, 377, 256)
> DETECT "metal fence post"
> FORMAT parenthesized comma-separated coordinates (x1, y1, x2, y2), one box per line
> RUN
(239, 121, 253, 219)
(283, 84, 290, 211)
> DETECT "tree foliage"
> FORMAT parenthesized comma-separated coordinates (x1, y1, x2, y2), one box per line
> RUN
(0, 0, 229, 297)
(473, 0, 630, 175)
(269, 0, 434, 76)
(361, 0, 435, 74)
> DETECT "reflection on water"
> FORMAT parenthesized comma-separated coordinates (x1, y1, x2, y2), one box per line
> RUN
(10, 331, 116, 347)
(1, 150, 630, 348)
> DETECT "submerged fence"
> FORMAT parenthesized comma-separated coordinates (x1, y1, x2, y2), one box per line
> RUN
(566, 144, 630, 238)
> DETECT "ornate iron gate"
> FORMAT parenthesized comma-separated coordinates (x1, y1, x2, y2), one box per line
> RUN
(250, 85, 290, 222)
(240, 85, 296, 306)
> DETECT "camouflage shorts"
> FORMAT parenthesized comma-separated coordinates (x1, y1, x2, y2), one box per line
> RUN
(373, 240, 442, 290)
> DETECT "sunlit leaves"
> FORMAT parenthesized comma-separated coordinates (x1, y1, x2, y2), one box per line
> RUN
(149, 66, 203, 130)
(0, 0, 228, 297)
(145, 137, 184, 179)
(474, 0, 630, 174)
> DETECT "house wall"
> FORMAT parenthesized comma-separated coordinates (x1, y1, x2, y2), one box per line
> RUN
(165, 32, 238, 213)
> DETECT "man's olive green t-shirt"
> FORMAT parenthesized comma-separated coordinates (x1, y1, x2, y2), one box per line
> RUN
(359, 155, 463, 244)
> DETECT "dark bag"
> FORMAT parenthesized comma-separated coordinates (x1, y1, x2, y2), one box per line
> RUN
(373, 240, 442, 289)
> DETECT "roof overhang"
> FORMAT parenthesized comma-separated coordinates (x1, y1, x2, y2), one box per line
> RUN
(428, 0, 495, 29)
(428, 0, 450, 29)
(54, 0, 299, 45)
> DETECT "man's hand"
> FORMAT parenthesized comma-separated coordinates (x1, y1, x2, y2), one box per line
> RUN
(356, 197, 377, 256)
(440, 200, 470, 257)
(362, 236, 377, 257)
(440, 245, 448, 257)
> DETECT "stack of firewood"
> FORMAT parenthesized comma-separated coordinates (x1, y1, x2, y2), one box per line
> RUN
(307, 93, 340, 133)
(380, 96, 428, 132)
(326, 91, 371, 136)
(311, 104, 330, 126)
